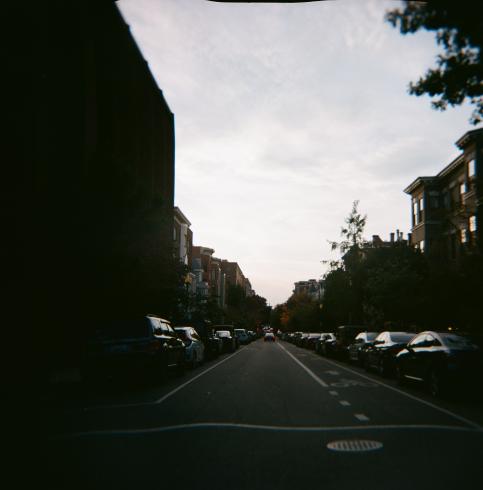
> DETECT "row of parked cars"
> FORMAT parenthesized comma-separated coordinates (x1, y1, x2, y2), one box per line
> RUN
(81, 315, 258, 384)
(282, 326, 483, 398)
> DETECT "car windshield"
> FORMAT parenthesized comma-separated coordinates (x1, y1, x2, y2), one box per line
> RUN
(174, 329, 188, 339)
(391, 333, 414, 343)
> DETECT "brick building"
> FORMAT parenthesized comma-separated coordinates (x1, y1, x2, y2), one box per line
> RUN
(404, 128, 482, 263)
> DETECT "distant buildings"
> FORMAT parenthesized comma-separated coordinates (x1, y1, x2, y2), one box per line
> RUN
(404, 128, 482, 263)
(293, 279, 324, 301)
(174, 209, 255, 312)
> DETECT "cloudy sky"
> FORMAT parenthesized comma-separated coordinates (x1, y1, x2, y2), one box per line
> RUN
(118, 0, 477, 306)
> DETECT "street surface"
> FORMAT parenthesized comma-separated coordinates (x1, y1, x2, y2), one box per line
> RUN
(42, 339, 483, 490)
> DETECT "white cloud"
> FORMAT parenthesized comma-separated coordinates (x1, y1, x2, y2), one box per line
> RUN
(118, 0, 479, 306)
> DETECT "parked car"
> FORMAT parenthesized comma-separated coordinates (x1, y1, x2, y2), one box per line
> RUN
(315, 333, 335, 355)
(264, 332, 275, 342)
(214, 329, 237, 352)
(174, 327, 205, 368)
(234, 328, 250, 345)
(214, 325, 240, 349)
(347, 331, 379, 366)
(364, 331, 415, 376)
(193, 320, 223, 360)
(395, 331, 483, 397)
(82, 315, 185, 383)
(306, 333, 323, 350)
(296, 332, 310, 347)
(247, 330, 257, 342)
(333, 325, 366, 359)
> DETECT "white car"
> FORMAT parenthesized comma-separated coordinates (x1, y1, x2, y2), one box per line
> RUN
(174, 327, 205, 368)
(264, 332, 275, 342)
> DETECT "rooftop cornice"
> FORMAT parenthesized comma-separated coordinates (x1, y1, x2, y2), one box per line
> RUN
(455, 128, 483, 149)
(173, 206, 191, 226)
(403, 177, 438, 195)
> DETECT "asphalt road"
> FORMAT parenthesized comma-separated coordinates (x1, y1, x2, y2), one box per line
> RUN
(42, 339, 483, 490)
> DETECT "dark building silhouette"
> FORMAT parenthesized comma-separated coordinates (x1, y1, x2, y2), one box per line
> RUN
(404, 128, 482, 263)
(8, 1, 175, 379)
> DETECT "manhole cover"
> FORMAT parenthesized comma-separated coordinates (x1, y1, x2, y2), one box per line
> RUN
(327, 440, 383, 452)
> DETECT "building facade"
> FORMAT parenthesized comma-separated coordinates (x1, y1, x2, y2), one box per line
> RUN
(14, 1, 176, 373)
(293, 279, 324, 301)
(404, 128, 482, 262)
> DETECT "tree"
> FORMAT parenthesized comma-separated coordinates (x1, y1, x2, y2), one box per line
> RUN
(323, 201, 367, 324)
(362, 243, 427, 329)
(386, 1, 483, 125)
(328, 200, 367, 259)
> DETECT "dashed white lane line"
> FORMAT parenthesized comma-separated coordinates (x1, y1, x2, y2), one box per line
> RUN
(278, 342, 329, 388)
(339, 400, 351, 407)
(308, 348, 482, 430)
(329, 391, 339, 396)
(355, 413, 370, 422)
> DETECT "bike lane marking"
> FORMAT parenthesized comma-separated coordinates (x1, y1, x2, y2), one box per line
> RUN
(300, 348, 483, 430)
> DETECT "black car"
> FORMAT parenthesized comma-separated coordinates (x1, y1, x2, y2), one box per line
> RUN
(395, 331, 483, 397)
(82, 315, 186, 383)
(214, 328, 237, 352)
(332, 325, 366, 360)
(347, 331, 379, 366)
(364, 331, 415, 376)
(191, 320, 222, 360)
(303, 333, 319, 350)
(315, 333, 334, 355)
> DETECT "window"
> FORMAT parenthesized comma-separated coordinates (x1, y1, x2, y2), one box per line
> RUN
(419, 240, 425, 252)
(425, 334, 441, 347)
(419, 197, 424, 210)
(409, 334, 427, 348)
(468, 159, 476, 178)
(469, 215, 477, 232)
(430, 196, 439, 209)
(443, 192, 450, 210)
(460, 182, 467, 196)
(461, 229, 468, 243)
(413, 200, 419, 225)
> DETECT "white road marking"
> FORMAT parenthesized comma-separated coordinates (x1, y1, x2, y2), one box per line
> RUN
(317, 354, 482, 430)
(339, 400, 351, 407)
(329, 391, 339, 396)
(52, 422, 483, 440)
(85, 347, 246, 411)
(354, 413, 370, 422)
(278, 342, 329, 387)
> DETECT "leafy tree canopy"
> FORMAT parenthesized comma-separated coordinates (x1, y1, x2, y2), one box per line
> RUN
(386, 1, 482, 125)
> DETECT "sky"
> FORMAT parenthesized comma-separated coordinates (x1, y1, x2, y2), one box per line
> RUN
(117, 0, 479, 307)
